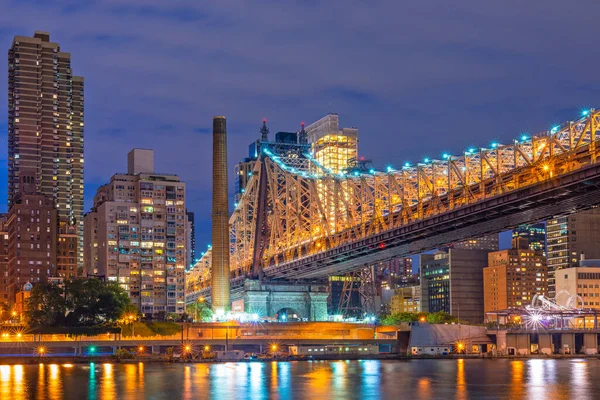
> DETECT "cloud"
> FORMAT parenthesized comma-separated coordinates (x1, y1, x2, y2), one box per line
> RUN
(0, 0, 599, 247)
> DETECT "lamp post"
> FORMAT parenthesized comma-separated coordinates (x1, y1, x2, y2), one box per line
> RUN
(127, 314, 136, 338)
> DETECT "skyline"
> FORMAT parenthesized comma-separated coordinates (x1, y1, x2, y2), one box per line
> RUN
(1, 1, 600, 248)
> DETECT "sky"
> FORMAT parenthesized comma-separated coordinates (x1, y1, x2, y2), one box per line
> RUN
(1, 0, 600, 253)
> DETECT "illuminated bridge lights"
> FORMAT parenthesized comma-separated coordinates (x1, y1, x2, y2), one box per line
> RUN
(187, 108, 600, 294)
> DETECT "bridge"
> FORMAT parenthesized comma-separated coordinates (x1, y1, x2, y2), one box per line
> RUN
(187, 108, 600, 316)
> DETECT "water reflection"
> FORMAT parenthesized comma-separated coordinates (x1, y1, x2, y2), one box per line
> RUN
(101, 363, 115, 400)
(88, 362, 96, 400)
(48, 364, 62, 399)
(456, 358, 467, 400)
(416, 377, 431, 400)
(510, 360, 524, 399)
(0, 359, 595, 399)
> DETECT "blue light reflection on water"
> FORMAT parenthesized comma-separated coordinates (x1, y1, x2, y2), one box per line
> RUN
(0, 359, 598, 399)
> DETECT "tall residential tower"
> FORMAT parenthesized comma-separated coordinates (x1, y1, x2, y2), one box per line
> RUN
(8, 31, 84, 269)
(84, 149, 187, 316)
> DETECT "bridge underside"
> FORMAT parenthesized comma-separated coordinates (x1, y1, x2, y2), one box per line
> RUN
(264, 162, 600, 279)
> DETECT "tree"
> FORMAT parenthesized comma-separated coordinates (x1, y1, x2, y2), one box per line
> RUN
(426, 311, 458, 324)
(64, 278, 134, 326)
(24, 283, 66, 327)
(380, 312, 418, 325)
(0, 302, 10, 323)
(186, 301, 213, 322)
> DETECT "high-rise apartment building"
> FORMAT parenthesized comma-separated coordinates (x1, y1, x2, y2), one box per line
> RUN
(7, 190, 57, 301)
(84, 149, 187, 316)
(186, 211, 195, 268)
(0, 215, 9, 302)
(512, 223, 546, 254)
(547, 209, 600, 296)
(305, 114, 358, 174)
(420, 249, 490, 324)
(57, 221, 78, 279)
(8, 31, 84, 269)
(483, 238, 547, 313)
(453, 234, 499, 251)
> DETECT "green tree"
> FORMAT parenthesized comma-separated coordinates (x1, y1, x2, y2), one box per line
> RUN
(64, 278, 133, 326)
(426, 311, 458, 324)
(380, 312, 419, 325)
(186, 301, 212, 322)
(24, 283, 66, 327)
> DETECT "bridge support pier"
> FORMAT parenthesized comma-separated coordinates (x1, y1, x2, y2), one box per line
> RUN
(240, 279, 328, 321)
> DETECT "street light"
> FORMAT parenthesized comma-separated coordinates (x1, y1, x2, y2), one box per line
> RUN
(127, 314, 136, 337)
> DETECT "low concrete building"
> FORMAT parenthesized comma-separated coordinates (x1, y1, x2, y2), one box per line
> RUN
(409, 323, 493, 355)
(555, 263, 600, 309)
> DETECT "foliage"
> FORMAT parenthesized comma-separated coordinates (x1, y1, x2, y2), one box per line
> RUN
(64, 278, 133, 326)
(381, 312, 419, 325)
(186, 301, 213, 322)
(115, 348, 134, 359)
(380, 311, 460, 325)
(426, 311, 458, 324)
(24, 278, 134, 328)
(0, 302, 12, 322)
(121, 321, 181, 337)
(24, 283, 67, 327)
(121, 322, 155, 337)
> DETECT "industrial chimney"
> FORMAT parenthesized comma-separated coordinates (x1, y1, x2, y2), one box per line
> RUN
(211, 116, 231, 314)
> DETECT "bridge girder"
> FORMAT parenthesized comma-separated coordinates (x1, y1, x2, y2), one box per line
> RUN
(187, 109, 600, 298)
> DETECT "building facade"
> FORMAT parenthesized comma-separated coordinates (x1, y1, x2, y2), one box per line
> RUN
(84, 149, 187, 316)
(7, 192, 57, 301)
(390, 285, 421, 314)
(57, 221, 78, 279)
(512, 223, 546, 254)
(0, 215, 9, 303)
(420, 249, 490, 324)
(186, 211, 195, 268)
(453, 234, 499, 251)
(8, 31, 84, 269)
(483, 239, 548, 313)
(555, 264, 600, 309)
(547, 209, 600, 296)
(305, 113, 358, 174)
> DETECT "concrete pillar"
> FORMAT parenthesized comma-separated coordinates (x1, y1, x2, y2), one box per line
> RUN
(539, 334, 552, 355)
(561, 333, 575, 354)
(309, 292, 329, 321)
(584, 334, 598, 354)
(211, 116, 230, 313)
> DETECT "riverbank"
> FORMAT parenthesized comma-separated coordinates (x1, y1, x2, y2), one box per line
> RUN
(1, 352, 599, 365)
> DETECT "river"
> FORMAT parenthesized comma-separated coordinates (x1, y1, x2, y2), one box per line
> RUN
(0, 358, 598, 399)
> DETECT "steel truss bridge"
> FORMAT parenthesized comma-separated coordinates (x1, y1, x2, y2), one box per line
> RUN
(187, 109, 600, 302)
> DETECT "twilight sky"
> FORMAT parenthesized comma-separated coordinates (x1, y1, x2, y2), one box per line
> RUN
(1, 0, 600, 253)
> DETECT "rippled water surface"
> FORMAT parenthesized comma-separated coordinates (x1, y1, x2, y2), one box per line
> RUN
(0, 358, 599, 399)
